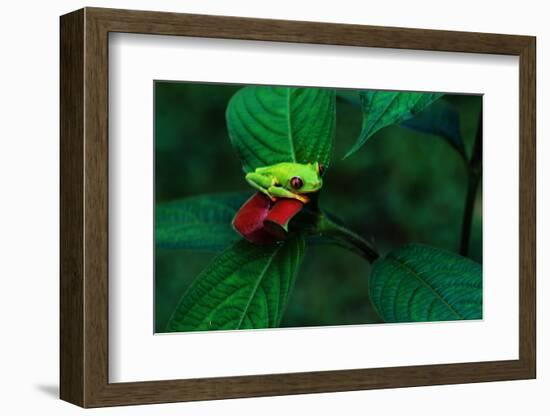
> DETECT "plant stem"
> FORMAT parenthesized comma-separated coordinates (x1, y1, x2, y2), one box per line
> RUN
(318, 215, 379, 263)
(459, 107, 482, 257)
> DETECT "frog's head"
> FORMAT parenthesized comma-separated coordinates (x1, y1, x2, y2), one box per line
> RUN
(286, 162, 325, 194)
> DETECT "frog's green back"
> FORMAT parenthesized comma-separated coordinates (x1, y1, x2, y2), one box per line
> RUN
(257, 162, 322, 192)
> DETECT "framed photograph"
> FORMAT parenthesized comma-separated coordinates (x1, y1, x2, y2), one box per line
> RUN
(60, 7, 536, 407)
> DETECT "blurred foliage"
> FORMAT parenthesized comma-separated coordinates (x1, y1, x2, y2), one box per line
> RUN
(154, 82, 482, 332)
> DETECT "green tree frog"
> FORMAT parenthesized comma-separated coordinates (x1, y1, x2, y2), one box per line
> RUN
(245, 162, 325, 204)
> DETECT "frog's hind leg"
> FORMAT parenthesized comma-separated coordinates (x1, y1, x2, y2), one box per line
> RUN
(245, 172, 277, 201)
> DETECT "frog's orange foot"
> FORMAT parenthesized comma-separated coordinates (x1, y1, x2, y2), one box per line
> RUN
(297, 195, 310, 204)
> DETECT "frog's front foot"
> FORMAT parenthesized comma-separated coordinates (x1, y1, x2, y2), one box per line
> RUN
(296, 194, 310, 204)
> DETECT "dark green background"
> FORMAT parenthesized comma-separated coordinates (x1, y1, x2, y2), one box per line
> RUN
(154, 81, 482, 332)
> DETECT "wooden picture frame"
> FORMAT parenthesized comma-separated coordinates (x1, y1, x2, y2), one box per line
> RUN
(60, 7, 536, 408)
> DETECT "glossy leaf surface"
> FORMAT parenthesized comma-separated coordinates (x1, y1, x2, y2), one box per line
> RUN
(226, 86, 335, 171)
(345, 90, 443, 158)
(156, 193, 249, 251)
(166, 237, 305, 331)
(369, 244, 482, 322)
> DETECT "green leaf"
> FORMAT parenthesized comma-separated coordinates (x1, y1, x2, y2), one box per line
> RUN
(166, 236, 305, 331)
(402, 98, 466, 158)
(226, 86, 335, 172)
(156, 192, 249, 251)
(369, 244, 482, 322)
(345, 90, 443, 158)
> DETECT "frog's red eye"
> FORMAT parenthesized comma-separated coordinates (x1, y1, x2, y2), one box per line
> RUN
(318, 163, 325, 176)
(290, 177, 303, 190)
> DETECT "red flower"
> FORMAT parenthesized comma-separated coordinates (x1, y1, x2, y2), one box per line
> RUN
(232, 192, 304, 244)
